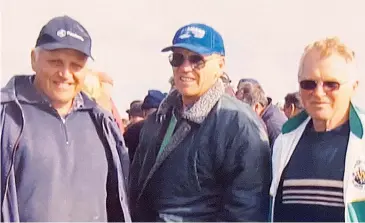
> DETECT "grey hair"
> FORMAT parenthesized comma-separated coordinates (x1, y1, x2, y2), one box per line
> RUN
(33, 47, 42, 61)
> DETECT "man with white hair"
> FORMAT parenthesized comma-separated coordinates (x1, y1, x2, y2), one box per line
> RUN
(129, 23, 270, 222)
(270, 37, 364, 222)
(1, 15, 130, 222)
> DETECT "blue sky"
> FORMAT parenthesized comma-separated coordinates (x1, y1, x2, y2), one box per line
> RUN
(2, 0, 365, 117)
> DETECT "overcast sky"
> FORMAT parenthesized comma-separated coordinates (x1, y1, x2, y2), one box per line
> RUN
(2, 0, 365, 116)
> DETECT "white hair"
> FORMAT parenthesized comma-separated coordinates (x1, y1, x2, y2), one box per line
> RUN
(298, 37, 359, 81)
(33, 47, 42, 61)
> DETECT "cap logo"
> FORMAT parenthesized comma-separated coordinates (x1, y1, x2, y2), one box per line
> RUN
(178, 26, 205, 39)
(56, 29, 85, 42)
(353, 159, 365, 190)
(56, 29, 67, 38)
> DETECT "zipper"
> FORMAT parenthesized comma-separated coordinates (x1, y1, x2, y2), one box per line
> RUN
(60, 117, 69, 145)
(47, 103, 70, 145)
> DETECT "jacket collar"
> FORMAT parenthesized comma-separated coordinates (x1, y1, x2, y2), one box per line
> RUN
(282, 102, 364, 139)
(156, 79, 225, 124)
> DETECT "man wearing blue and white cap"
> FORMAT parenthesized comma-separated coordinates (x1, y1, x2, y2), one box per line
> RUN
(0, 15, 130, 221)
(129, 23, 271, 221)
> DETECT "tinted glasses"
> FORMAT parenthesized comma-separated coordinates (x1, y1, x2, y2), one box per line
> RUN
(169, 52, 205, 68)
(299, 80, 342, 91)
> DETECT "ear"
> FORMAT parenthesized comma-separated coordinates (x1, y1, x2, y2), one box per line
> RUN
(349, 80, 359, 98)
(215, 56, 225, 78)
(290, 104, 295, 116)
(253, 103, 261, 115)
(219, 56, 225, 69)
(352, 80, 359, 91)
(31, 48, 37, 72)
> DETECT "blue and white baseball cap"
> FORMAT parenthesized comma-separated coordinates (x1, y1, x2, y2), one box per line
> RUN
(35, 15, 93, 59)
(161, 23, 225, 56)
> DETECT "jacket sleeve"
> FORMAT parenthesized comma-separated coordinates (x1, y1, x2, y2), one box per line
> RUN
(217, 114, 271, 221)
(106, 116, 130, 182)
(128, 118, 150, 221)
(266, 116, 287, 149)
(103, 115, 132, 222)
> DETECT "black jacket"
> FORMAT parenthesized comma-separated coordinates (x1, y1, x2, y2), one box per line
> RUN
(129, 80, 271, 222)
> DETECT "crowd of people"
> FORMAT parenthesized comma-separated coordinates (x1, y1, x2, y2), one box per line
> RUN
(1, 15, 364, 222)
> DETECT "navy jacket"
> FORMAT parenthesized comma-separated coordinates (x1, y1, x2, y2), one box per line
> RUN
(129, 80, 271, 221)
(261, 98, 287, 149)
(1, 75, 131, 222)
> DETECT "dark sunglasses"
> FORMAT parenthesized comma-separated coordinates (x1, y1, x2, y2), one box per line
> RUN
(169, 53, 204, 68)
(299, 80, 341, 91)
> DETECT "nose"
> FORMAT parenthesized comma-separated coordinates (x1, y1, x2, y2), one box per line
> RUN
(312, 82, 326, 97)
(58, 65, 74, 79)
(177, 57, 193, 73)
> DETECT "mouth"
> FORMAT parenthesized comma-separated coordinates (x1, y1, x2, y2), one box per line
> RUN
(53, 81, 74, 90)
(179, 76, 195, 83)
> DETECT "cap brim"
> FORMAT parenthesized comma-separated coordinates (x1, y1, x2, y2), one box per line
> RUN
(39, 43, 94, 60)
(161, 43, 213, 55)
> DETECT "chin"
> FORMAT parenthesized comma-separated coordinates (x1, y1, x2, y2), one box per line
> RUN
(176, 87, 196, 97)
(52, 93, 76, 103)
(308, 110, 334, 121)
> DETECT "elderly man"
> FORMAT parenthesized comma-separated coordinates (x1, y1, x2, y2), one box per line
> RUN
(270, 37, 364, 222)
(129, 23, 271, 222)
(237, 80, 287, 149)
(0, 15, 130, 222)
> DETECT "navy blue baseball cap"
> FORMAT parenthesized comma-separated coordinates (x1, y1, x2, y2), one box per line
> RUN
(35, 15, 93, 59)
(141, 90, 167, 110)
(161, 23, 225, 56)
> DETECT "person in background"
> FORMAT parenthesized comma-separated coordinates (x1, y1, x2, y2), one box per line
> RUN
(270, 37, 364, 222)
(236, 77, 260, 93)
(0, 15, 130, 222)
(126, 100, 144, 128)
(124, 90, 166, 163)
(129, 23, 270, 222)
(237, 80, 287, 149)
(275, 100, 285, 112)
(283, 91, 303, 119)
(83, 70, 125, 133)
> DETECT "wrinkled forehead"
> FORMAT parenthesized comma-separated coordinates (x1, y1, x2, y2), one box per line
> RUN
(299, 50, 357, 82)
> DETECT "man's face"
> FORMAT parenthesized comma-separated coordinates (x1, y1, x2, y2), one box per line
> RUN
(31, 48, 88, 106)
(235, 88, 245, 100)
(299, 50, 358, 121)
(171, 48, 224, 101)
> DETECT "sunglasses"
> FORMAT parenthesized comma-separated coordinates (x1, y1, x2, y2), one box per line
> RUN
(299, 80, 342, 91)
(169, 53, 205, 68)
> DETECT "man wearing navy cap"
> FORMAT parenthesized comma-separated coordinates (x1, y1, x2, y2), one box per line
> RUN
(0, 15, 130, 221)
(236, 79, 287, 149)
(124, 90, 167, 163)
(129, 23, 271, 221)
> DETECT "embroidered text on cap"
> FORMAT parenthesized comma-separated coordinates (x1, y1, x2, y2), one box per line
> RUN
(179, 26, 206, 39)
(56, 29, 85, 42)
